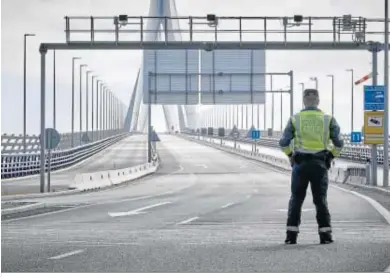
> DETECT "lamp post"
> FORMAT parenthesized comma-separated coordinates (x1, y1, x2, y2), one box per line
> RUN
(310, 77, 318, 89)
(71, 57, 81, 148)
(53, 49, 56, 129)
(346, 69, 354, 132)
(23, 33, 35, 153)
(86, 70, 92, 135)
(91, 75, 97, 141)
(298, 82, 305, 109)
(79, 64, 87, 141)
(383, 0, 389, 187)
(326, 75, 335, 116)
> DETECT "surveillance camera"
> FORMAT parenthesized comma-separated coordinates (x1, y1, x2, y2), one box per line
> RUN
(118, 14, 128, 26)
(293, 15, 303, 23)
(206, 14, 218, 27)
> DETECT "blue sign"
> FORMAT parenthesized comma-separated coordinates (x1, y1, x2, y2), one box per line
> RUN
(251, 130, 261, 139)
(350, 131, 362, 143)
(364, 85, 385, 111)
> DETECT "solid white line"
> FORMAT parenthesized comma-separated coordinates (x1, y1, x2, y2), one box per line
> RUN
(332, 185, 390, 225)
(246, 194, 252, 199)
(49, 249, 84, 260)
(177, 216, 199, 225)
(108, 201, 172, 217)
(221, 203, 234, 209)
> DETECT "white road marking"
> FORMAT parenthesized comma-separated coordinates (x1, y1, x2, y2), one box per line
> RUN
(332, 185, 390, 225)
(253, 189, 259, 193)
(195, 164, 208, 169)
(171, 165, 184, 174)
(221, 203, 235, 209)
(239, 165, 247, 168)
(108, 201, 172, 217)
(49, 249, 84, 260)
(246, 194, 252, 199)
(177, 216, 199, 225)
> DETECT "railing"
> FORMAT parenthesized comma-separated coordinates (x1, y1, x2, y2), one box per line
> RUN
(183, 128, 390, 165)
(63, 15, 387, 47)
(1, 132, 129, 179)
(179, 133, 369, 187)
(1, 129, 121, 154)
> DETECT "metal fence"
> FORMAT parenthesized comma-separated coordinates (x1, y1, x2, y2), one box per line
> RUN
(1, 133, 129, 179)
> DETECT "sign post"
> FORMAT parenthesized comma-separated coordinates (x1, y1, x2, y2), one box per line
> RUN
(248, 126, 260, 153)
(230, 125, 240, 149)
(363, 84, 385, 185)
(41, 128, 60, 192)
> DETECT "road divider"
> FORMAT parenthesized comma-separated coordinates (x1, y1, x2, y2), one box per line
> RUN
(69, 161, 159, 191)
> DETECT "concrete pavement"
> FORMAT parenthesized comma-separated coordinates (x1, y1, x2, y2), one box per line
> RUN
(1, 135, 147, 195)
(2, 135, 390, 272)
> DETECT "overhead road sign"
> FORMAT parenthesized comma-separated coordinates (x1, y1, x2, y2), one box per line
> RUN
(143, 50, 199, 105)
(350, 131, 362, 143)
(364, 85, 385, 110)
(364, 111, 384, 144)
(200, 50, 266, 104)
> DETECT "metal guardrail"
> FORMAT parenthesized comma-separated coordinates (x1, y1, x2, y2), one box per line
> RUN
(1, 133, 129, 179)
(1, 129, 122, 154)
(183, 128, 389, 165)
(180, 133, 369, 186)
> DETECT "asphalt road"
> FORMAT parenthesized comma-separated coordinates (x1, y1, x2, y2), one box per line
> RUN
(1, 135, 147, 195)
(2, 135, 390, 272)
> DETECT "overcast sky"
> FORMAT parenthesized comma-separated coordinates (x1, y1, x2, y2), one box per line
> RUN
(1, 0, 388, 134)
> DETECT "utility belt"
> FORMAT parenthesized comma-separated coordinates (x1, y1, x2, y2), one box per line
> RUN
(293, 151, 328, 164)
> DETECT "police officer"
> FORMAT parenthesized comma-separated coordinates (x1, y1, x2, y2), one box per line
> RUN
(279, 88, 344, 244)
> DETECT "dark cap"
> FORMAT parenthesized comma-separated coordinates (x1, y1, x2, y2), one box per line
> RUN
(303, 88, 319, 97)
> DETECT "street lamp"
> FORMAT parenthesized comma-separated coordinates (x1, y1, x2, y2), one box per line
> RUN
(23, 33, 36, 153)
(326, 75, 335, 116)
(298, 82, 305, 109)
(310, 77, 318, 89)
(71, 57, 81, 148)
(86, 70, 92, 134)
(79, 64, 87, 139)
(346, 68, 354, 132)
(91, 75, 97, 141)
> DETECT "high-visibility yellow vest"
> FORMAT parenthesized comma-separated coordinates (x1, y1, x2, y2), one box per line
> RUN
(281, 110, 341, 156)
(291, 110, 331, 154)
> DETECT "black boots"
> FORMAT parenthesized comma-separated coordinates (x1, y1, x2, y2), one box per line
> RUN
(284, 231, 333, 244)
(319, 232, 334, 244)
(284, 231, 298, 244)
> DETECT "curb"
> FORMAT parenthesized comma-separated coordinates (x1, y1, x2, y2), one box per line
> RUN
(2, 189, 83, 201)
(1, 202, 45, 216)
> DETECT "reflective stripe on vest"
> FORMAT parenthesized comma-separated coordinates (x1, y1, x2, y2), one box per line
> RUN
(293, 111, 331, 153)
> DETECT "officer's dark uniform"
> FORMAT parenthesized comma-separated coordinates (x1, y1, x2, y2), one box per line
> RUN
(279, 89, 344, 244)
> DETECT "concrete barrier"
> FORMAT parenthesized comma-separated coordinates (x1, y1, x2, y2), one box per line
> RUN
(69, 161, 158, 191)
